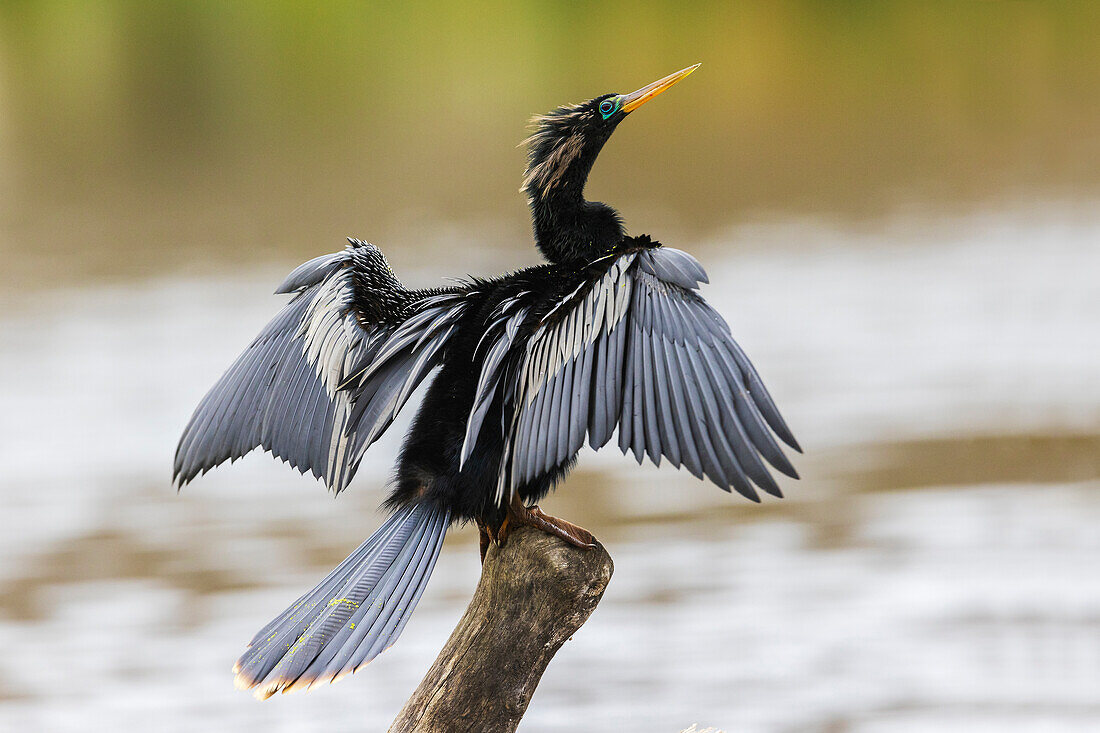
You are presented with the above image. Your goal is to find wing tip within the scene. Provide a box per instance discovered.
[777,462,800,480]
[765,410,802,454]
[171,462,196,490]
[733,483,762,502]
[756,481,784,499]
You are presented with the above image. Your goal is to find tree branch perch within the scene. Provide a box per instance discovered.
[390,525,614,733]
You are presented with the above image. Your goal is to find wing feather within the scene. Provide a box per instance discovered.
[461,244,798,503]
[555,356,575,468]
[570,342,594,454]
[617,325,636,458]
[649,326,681,468]
[682,338,762,500]
[544,358,567,475]
[669,345,720,483]
[175,241,466,493]
[660,338,704,480]
[696,342,782,498]
[588,329,613,448]
[639,326,662,467]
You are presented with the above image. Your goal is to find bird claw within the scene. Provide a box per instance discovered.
[476,518,491,564]
[525,505,596,549]
[478,496,595,563]
[496,493,596,550]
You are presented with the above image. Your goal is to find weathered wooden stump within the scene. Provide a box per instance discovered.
[390,525,614,733]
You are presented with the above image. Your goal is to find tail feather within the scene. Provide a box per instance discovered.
[243,511,408,649]
[234,502,450,699]
[294,512,446,687]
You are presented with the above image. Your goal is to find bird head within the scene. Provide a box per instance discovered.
[522,64,700,264]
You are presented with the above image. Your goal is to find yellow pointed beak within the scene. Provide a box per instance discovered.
[620,64,701,114]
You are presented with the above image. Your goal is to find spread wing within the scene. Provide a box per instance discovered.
[464,246,800,503]
[174,240,466,494]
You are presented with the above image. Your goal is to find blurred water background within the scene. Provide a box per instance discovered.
[1,3,1098,731]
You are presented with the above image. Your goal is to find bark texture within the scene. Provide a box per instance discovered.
[390,525,614,733]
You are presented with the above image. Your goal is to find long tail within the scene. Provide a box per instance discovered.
[234,501,450,699]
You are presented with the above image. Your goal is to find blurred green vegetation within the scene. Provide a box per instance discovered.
[1,1,1098,286]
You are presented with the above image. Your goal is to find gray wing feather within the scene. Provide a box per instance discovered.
[638,246,709,289]
[629,313,648,464]
[275,252,346,294]
[589,331,613,448]
[649,327,681,468]
[661,339,704,479]
[531,345,555,480]
[681,339,761,499]
[175,243,465,494]
[461,245,798,505]
[617,325,636,458]
[706,341,797,480]
[569,341,594,452]
[599,319,629,445]
[696,342,781,498]
[639,318,662,466]
[546,357,568,474]
[668,345,713,480]
[459,318,519,467]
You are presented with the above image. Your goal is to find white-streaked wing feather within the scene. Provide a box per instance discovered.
[174,242,466,494]
[461,246,799,506]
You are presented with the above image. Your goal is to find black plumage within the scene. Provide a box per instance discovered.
[174,64,800,698]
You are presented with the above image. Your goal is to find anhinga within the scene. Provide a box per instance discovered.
[175,64,800,699]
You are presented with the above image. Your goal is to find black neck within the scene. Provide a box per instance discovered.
[522,115,625,264]
[528,191,624,265]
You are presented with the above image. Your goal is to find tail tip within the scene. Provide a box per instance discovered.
[234,669,284,701]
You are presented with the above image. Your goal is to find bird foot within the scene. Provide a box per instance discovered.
[496,493,596,550]
[523,505,597,549]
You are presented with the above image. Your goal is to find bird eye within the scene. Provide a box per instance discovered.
[599,98,618,119]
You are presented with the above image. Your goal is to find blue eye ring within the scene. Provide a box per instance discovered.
[599,97,619,120]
